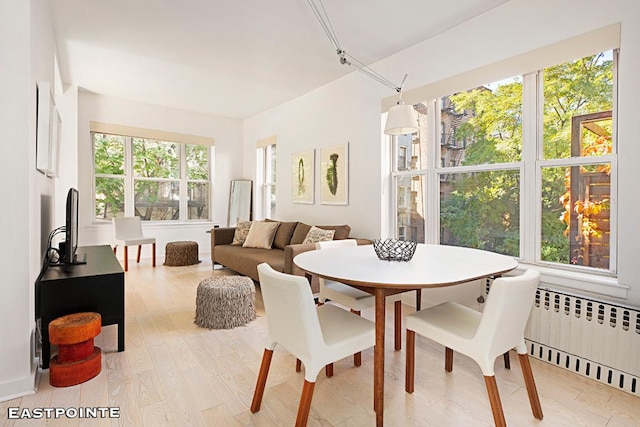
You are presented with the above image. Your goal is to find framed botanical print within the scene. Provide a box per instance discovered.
[292,149,315,204]
[320,143,348,205]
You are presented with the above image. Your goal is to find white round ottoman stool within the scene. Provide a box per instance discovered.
[195,276,256,329]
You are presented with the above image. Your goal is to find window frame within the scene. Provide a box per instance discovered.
[92,133,213,223]
[256,142,276,219]
[387,49,622,297]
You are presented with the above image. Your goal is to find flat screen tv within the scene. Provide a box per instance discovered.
[61,187,81,264]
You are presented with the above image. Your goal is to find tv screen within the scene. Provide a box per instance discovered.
[62,188,79,264]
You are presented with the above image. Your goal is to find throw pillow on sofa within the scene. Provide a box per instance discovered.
[231,221,253,245]
[243,221,280,249]
[302,226,335,244]
[290,223,351,244]
[265,219,298,249]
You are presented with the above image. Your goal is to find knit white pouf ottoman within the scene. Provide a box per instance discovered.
[195,276,256,329]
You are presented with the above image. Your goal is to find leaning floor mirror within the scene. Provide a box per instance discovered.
[228,180,253,227]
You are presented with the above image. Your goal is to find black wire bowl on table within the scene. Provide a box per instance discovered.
[372,238,417,261]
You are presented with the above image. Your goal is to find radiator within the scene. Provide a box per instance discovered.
[485,281,640,396]
[526,287,640,395]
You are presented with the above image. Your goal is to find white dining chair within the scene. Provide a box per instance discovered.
[314,239,405,373]
[315,239,373,374]
[405,269,543,427]
[251,263,375,427]
[112,216,156,271]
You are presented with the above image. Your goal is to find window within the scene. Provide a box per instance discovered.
[93,132,212,222]
[257,142,276,218]
[392,133,427,243]
[94,134,125,219]
[440,76,522,257]
[390,49,617,275]
[539,51,614,269]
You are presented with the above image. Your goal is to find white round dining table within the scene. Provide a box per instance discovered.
[294,243,518,427]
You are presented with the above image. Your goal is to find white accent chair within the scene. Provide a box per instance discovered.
[112,216,156,271]
[251,263,375,426]
[405,269,543,427]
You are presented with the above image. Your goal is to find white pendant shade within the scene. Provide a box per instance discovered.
[384,103,419,135]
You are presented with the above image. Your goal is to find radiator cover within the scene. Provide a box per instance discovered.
[520,285,640,395]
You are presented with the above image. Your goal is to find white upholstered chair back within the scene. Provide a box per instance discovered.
[257,263,324,377]
[474,269,540,372]
[113,216,145,242]
[315,239,358,297]
[315,239,357,250]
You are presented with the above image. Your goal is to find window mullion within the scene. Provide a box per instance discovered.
[179,144,187,221]
[426,98,440,244]
[522,71,539,263]
[124,137,134,217]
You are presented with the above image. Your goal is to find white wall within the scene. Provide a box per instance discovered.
[0,0,58,401]
[244,73,385,239]
[77,92,244,256]
[244,0,640,306]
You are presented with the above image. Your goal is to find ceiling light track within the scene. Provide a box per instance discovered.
[306,0,418,135]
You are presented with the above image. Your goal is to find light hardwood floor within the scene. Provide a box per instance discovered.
[3,259,640,426]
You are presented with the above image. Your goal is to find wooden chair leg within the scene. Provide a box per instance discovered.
[353,352,362,367]
[405,329,415,393]
[484,375,506,427]
[351,309,362,367]
[518,353,543,420]
[325,363,333,377]
[415,289,422,311]
[113,246,117,255]
[251,349,273,413]
[136,245,142,263]
[503,351,511,369]
[295,380,316,427]
[123,246,128,271]
[394,300,402,351]
[152,243,156,267]
[296,359,302,372]
[445,347,453,372]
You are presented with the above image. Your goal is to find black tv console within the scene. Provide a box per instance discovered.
[37,245,125,369]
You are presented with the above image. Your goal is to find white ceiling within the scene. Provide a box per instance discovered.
[50,0,508,119]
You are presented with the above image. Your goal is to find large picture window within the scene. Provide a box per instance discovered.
[390,49,617,275]
[93,132,212,222]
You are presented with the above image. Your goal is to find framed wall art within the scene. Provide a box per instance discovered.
[291,149,315,204]
[36,81,54,175]
[36,81,61,177]
[320,142,348,205]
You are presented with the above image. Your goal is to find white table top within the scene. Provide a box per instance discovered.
[294,243,518,290]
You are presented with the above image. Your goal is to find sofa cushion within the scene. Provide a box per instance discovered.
[316,224,351,240]
[214,245,285,282]
[243,221,279,249]
[231,221,252,245]
[266,219,298,249]
[290,222,312,245]
[302,226,335,244]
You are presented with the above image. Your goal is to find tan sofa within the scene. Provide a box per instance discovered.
[210,221,370,293]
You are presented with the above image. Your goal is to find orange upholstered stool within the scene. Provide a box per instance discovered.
[48,312,102,387]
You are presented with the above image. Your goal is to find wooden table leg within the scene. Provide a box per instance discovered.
[374,288,386,426]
